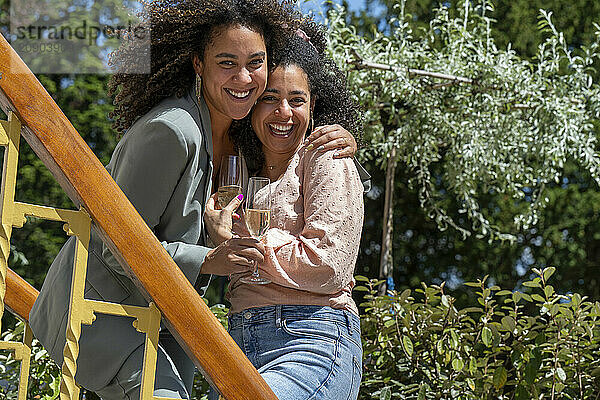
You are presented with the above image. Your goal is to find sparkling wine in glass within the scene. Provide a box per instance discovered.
[240,176,271,285]
[217,155,243,208]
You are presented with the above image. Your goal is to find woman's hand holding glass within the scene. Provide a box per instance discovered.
[204,193,243,245]
[200,236,265,276]
[203,193,265,277]
[202,187,271,278]
[202,156,265,277]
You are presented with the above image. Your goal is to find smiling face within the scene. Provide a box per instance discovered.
[194,25,267,123]
[251,64,313,160]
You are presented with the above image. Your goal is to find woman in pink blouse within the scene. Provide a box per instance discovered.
[205,23,364,400]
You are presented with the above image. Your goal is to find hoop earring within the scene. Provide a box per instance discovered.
[195,74,202,99]
[307,115,314,136]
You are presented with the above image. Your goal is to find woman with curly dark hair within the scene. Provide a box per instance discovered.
[30,1,358,398]
[207,24,364,400]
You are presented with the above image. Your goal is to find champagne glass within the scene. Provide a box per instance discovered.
[217,155,243,208]
[240,177,271,285]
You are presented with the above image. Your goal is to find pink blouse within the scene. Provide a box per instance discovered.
[227,145,364,315]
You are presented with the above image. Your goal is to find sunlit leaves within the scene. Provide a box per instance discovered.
[357,267,600,398]
[402,335,414,357]
[328,0,600,241]
[0,322,60,398]
[492,366,507,390]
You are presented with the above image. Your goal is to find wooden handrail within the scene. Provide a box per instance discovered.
[6,267,37,322]
[0,34,276,400]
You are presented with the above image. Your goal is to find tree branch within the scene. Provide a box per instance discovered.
[348,50,539,110]
[353,59,476,84]
[350,48,476,83]
[348,48,510,92]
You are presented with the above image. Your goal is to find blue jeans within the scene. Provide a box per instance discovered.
[218,305,363,400]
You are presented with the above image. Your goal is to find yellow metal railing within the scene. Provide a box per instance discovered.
[0,112,167,399]
[0,112,32,400]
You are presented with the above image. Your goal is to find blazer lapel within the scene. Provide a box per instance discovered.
[186,87,214,246]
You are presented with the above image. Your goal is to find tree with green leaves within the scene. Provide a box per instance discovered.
[327,0,600,296]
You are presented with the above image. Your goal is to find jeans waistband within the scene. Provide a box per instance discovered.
[229,305,360,331]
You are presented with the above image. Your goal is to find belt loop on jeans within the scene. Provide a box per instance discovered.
[275,305,282,328]
[344,310,352,335]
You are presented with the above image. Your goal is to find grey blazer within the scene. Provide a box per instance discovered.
[29,87,214,391]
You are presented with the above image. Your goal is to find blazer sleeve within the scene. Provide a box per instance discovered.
[101,118,210,286]
[259,149,364,294]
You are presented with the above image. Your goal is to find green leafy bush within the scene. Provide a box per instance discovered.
[0,322,60,400]
[358,267,600,399]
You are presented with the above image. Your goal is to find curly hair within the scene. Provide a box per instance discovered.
[229,21,363,173]
[108,0,303,134]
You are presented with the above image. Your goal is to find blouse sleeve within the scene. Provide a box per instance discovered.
[101,118,210,285]
[260,149,364,294]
